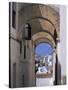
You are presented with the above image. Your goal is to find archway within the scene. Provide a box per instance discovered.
[31,31,56,86]
[35,42,54,86]
[19,4,60,86]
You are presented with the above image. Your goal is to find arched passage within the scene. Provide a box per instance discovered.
[18,4,60,87]
[35,42,54,86]
[31,31,56,86]
[9,3,62,88]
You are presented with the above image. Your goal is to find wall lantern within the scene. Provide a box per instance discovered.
[23,23,31,40]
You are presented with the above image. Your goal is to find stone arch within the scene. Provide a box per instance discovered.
[32,32,56,86]
[18,4,60,86]
[22,16,57,36]
[18,4,59,40]
[32,31,56,48]
[34,38,54,49]
[26,16,57,36]
[26,16,55,29]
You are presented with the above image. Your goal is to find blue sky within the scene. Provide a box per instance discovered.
[35,43,53,57]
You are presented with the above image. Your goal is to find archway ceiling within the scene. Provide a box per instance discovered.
[20,4,59,37]
[38,4,60,34]
[32,32,55,48]
[19,4,60,40]
[34,38,54,48]
[29,18,55,36]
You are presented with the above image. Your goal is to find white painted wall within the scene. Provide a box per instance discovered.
[60,5,66,76]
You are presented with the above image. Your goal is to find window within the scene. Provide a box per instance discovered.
[12,2,16,29]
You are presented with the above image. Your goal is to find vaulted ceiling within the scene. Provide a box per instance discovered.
[18,3,60,47]
[18,3,59,35]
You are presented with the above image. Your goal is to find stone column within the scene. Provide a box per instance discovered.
[52,49,56,85]
[56,38,61,85]
[22,40,35,87]
[54,38,61,85]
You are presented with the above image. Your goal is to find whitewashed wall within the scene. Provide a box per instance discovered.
[60,5,66,76]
